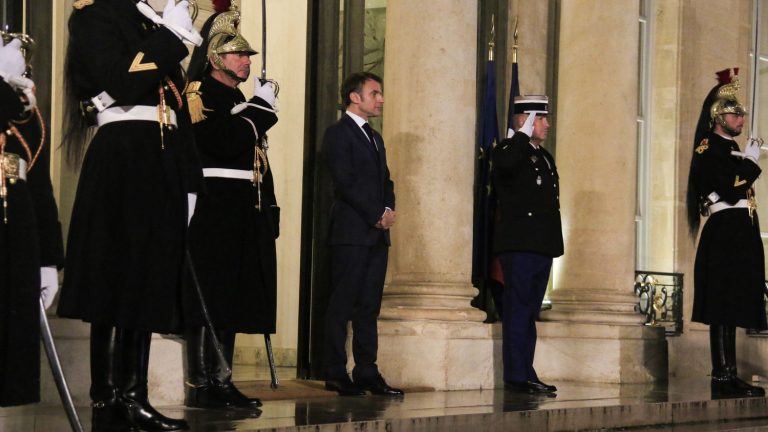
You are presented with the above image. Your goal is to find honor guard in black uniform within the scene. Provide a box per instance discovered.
[182,1,278,409]
[687,68,766,399]
[0,35,64,407]
[57,0,202,430]
[492,95,562,395]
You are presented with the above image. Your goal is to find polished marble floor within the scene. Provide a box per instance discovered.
[4,377,768,431]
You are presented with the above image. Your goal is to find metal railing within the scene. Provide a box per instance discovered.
[634,271,684,336]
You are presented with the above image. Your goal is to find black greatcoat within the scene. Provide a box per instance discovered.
[691,132,766,330]
[184,76,278,333]
[491,131,563,258]
[57,0,202,334]
[0,78,64,406]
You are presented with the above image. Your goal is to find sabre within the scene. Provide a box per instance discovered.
[185,249,233,383]
[258,0,279,389]
[261,0,267,80]
[39,300,84,432]
[732,1,768,158]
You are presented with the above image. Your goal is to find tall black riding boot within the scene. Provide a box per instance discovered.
[710,325,738,399]
[119,329,189,431]
[184,327,241,409]
[209,330,262,408]
[724,326,765,397]
[90,324,137,432]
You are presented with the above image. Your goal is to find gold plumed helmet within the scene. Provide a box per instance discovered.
[207,5,257,73]
[710,68,747,123]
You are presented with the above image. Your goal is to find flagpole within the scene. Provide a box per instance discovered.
[507,17,519,138]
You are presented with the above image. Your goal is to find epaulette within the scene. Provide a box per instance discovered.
[73,0,94,10]
[695,138,709,154]
[186,81,209,124]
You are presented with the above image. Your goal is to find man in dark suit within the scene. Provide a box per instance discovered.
[492,95,563,395]
[322,72,403,396]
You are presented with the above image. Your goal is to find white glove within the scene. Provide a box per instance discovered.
[253,79,277,109]
[745,138,761,163]
[163,0,201,45]
[0,38,26,79]
[187,192,197,227]
[518,111,536,137]
[135,0,202,46]
[40,266,59,310]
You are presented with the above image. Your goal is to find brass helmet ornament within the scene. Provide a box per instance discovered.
[207,0,257,82]
[710,68,747,128]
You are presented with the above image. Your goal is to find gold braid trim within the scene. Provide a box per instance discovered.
[186,81,209,124]
[253,145,269,211]
[73,0,94,10]
[0,131,6,223]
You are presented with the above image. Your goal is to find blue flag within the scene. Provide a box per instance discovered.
[471,59,500,288]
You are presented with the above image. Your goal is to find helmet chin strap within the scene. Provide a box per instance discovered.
[715,115,741,137]
[715,115,728,128]
[224,68,247,83]
[210,55,248,84]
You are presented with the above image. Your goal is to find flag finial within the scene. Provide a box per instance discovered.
[512,16,519,64]
[488,14,495,61]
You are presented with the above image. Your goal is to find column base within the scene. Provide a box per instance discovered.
[532,321,668,383]
[375,320,496,391]
[545,289,646,325]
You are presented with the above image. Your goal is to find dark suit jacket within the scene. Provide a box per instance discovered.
[491,131,564,258]
[323,114,395,246]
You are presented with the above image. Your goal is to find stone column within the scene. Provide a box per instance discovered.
[374,0,491,390]
[535,0,666,383]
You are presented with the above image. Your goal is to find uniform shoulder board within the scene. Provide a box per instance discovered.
[73,0,94,10]
[695,138,709,154]
[186,81,209,124]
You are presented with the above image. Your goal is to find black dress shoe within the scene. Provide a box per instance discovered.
[186,381,262,410]
[731,376,766,397]
[325,376,366,396]
[216,381,263,408]
[122,394,189,431]
[712,376,766,398]
[532,379,557,393]
[356,374,404,396]
[91,399,139,432]
[505,380,556,394]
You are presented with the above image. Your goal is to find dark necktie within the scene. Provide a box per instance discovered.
[362,123,379,152]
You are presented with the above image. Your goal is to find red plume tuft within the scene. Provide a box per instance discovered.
[212,0,231,13]
[715,68,732,85]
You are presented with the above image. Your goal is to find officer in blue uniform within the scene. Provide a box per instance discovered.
[492,95,562,395]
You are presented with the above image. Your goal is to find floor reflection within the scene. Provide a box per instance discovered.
[1,378,767,431]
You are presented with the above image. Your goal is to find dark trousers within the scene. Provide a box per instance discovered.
[498,251,552,383]
[324,243,388,381]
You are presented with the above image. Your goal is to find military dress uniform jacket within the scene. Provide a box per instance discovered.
[0,78,64,406]
[691,132,766,330]
[184,75,279,333]
[57,0,202,334]
[491,131,563,258]
[323,114,395,247]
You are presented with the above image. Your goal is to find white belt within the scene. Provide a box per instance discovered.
[709,199,749,214]
[203,168,254,180]
[97,105,177,127]
[2,153,27,182]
